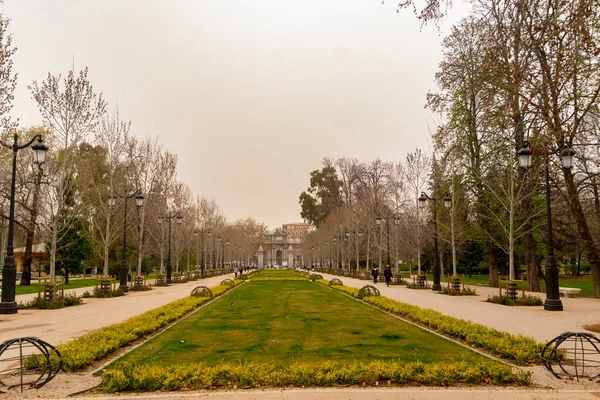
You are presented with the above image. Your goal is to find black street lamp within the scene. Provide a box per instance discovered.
[0,133,47,315]
[109,190,144,292]
[418,191,452,292]
[518,140,574,311]
[158,211,182,284]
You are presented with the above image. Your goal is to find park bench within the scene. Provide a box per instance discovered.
[558,287,581,298]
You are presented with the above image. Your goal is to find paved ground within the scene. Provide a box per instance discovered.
[0,275,232,345]
[0,271,599,399]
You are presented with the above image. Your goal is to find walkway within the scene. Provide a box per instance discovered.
[0,274,234,346]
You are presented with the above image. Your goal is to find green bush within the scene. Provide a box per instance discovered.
[441,287,477,296]
[486,294,543,306]
[130,285,152,292]
[309,274,323,281]
[101,361,530,392]
[18,291,82,309]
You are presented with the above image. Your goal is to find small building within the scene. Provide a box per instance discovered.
[14,243,47,276]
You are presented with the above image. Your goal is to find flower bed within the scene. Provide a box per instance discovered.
[101,360,530,392]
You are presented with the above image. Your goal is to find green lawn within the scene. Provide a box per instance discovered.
[13,278,98,295]
[114,278,493,368]
[455,274,596,297]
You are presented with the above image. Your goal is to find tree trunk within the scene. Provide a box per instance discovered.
[564,168,600,297]
[21,167,44,286]
[487,244,499,287]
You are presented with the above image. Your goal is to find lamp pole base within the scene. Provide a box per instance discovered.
[0,301,18,314]
[544,298,563,311]
[119,285,129,293]
[431,283,442,291]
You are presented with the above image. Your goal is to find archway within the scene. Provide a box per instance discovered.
[276,250,282,266]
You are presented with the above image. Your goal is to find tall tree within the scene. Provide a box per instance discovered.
[299,158,342,228]
[29,67,106,283]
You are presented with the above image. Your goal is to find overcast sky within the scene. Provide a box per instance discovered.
[3,0,471,229]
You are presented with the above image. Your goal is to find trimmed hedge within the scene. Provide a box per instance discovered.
[318,279,544,366]
[56,280,242,371]
[102,361,531,392]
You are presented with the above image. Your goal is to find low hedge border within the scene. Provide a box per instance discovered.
[56,279,243,371]
[317,279,544,366]
[249,277,309,282]
[102,360,531,392]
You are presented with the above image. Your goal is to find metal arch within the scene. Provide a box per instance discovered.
[328,278,343,287]
[0,337,62,393]
[190,286,213,298]
[541,332,600,381]
[220,279,235,287]
[357,285,381,299]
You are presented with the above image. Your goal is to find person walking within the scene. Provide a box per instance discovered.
[371,266,379,284]
[234,266,239,278]
[384,265,392,287]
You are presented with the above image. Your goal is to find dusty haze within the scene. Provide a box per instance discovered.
[3,0,471,228]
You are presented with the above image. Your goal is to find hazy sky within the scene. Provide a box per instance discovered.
[3,0,471,229]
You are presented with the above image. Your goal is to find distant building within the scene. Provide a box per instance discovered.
[282,222,309,243]
[252,223,309,268]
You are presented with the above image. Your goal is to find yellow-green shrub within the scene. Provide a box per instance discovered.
[249,277,309,281]
[101,361,531,392]
[58,282,239,371]
[362,296,544,365]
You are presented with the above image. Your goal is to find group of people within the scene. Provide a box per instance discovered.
[233,267,246,278]
[371,265,393,287]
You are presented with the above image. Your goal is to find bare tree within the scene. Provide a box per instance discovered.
[0,9,17,132]
[29,67,106,282]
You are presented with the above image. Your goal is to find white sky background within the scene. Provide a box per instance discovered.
[3,0,471,229]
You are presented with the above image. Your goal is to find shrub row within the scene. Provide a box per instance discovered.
[57,280,242,371]
[102,360,531,392]
[249,277,309,281]
[486,294,543,306]
[318,280,544,365]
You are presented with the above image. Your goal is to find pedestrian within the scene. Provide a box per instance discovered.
[234,266,239,278]
[384,265,392,287]
[371,267,379,284]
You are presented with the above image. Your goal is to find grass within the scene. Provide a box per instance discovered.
[458,274,596,297]
[14,278,98,295]
[113,279,494,368]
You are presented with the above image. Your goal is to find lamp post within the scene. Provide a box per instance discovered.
[109,190,144,292]
[518,140,573,312]
[418,191,451,291]
[158,211,182,284]
[0,133,47,315]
